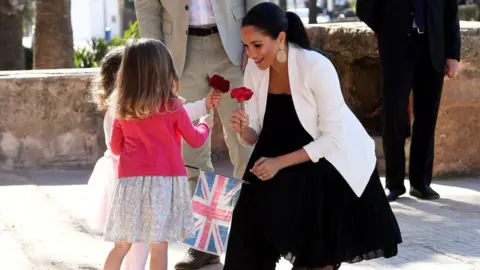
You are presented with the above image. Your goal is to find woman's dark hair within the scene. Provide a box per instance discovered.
[241,2,311,50]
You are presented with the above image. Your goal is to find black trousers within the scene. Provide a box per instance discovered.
[380,32,444,191]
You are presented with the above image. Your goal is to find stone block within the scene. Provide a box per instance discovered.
[0,69,228,169]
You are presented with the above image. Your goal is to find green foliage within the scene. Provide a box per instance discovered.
[74,38,108,68]
[350,0,357,11]
[108,20,140,47]
[74,21,139,68]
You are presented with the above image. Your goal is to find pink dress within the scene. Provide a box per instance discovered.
[86,105,119,232]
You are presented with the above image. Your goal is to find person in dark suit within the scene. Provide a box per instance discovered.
[356,0,461,201]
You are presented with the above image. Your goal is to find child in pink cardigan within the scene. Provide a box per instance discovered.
[102,38,211,270]
[86,41,216,270]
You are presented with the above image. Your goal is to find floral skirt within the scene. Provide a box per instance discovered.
[104,176,194,244]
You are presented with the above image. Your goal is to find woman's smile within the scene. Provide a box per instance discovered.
[253,57,264,65]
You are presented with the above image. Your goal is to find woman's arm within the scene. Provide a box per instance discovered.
[250,148,311,180]
[302,56,346,163]
[238,126,258,146]
[237,58,261,145]
[275,148,311,169]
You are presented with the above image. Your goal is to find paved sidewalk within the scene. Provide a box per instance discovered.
[0,161,479,270]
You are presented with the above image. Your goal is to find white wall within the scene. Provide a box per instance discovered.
[71,0,92,41]
[106,0,121,37]
[71,0,121,45]
[89,0,106,38]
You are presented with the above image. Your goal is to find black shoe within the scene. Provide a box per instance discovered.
[386,188,406,202]
[174,248,220,270]
[410,186,440,200]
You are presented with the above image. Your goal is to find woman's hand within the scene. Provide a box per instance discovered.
[250,157,282,181]
[250,149,311,181]
[231,108,249,134]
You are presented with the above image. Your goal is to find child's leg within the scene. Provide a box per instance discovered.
[149,242,168,270]
[104,242,132,270]
[123,243,149,270]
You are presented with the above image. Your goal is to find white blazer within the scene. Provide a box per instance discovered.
[243,43,377,197]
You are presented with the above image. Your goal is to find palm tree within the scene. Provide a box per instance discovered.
[476,0,480,21]
[308,0,318,23]
[0,0,25,70]
[34,0,74,69]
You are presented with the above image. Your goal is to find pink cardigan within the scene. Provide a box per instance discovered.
[110,101,210,179]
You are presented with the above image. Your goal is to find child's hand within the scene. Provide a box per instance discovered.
[206,91,222,110]
[200,114,214,128]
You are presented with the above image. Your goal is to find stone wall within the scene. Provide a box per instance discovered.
[0,69,98,169]
[1,21,480,178]
[0,69,227,169]
[306,21,480,177]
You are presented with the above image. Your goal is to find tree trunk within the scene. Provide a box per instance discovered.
[308,0,318,24]
[279,0,287,10]
[476,0,480,21]
[0,0,25,70]
[34,0,74,69]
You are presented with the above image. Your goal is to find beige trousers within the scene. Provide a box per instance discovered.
[180,33,253,195]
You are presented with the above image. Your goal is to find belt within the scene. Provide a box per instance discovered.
[188,26,218,36]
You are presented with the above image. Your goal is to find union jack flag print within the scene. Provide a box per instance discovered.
[182,170,243,255]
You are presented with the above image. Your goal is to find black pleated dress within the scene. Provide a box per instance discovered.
[224,93,402,270]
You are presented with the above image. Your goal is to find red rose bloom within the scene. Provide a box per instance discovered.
[230,87,253,103]
[208,75,230,93]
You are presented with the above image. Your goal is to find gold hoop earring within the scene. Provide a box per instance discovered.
[276,43,287,63]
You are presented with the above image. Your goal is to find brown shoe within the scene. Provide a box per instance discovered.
[174,248,221,270]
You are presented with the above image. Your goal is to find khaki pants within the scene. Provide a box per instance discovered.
[180,33,253,195]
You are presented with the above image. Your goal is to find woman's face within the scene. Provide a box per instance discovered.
[241,26,286,70]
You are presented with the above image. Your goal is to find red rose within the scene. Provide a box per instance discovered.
[230,87,253,103]
[208,74,230,93]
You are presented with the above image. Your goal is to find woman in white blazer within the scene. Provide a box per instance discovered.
[224,3,402,270]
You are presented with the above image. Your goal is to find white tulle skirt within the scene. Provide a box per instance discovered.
[86,153,119,232]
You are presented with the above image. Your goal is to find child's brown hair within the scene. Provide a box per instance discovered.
[114,38,180,120]
[90,46,124,112]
